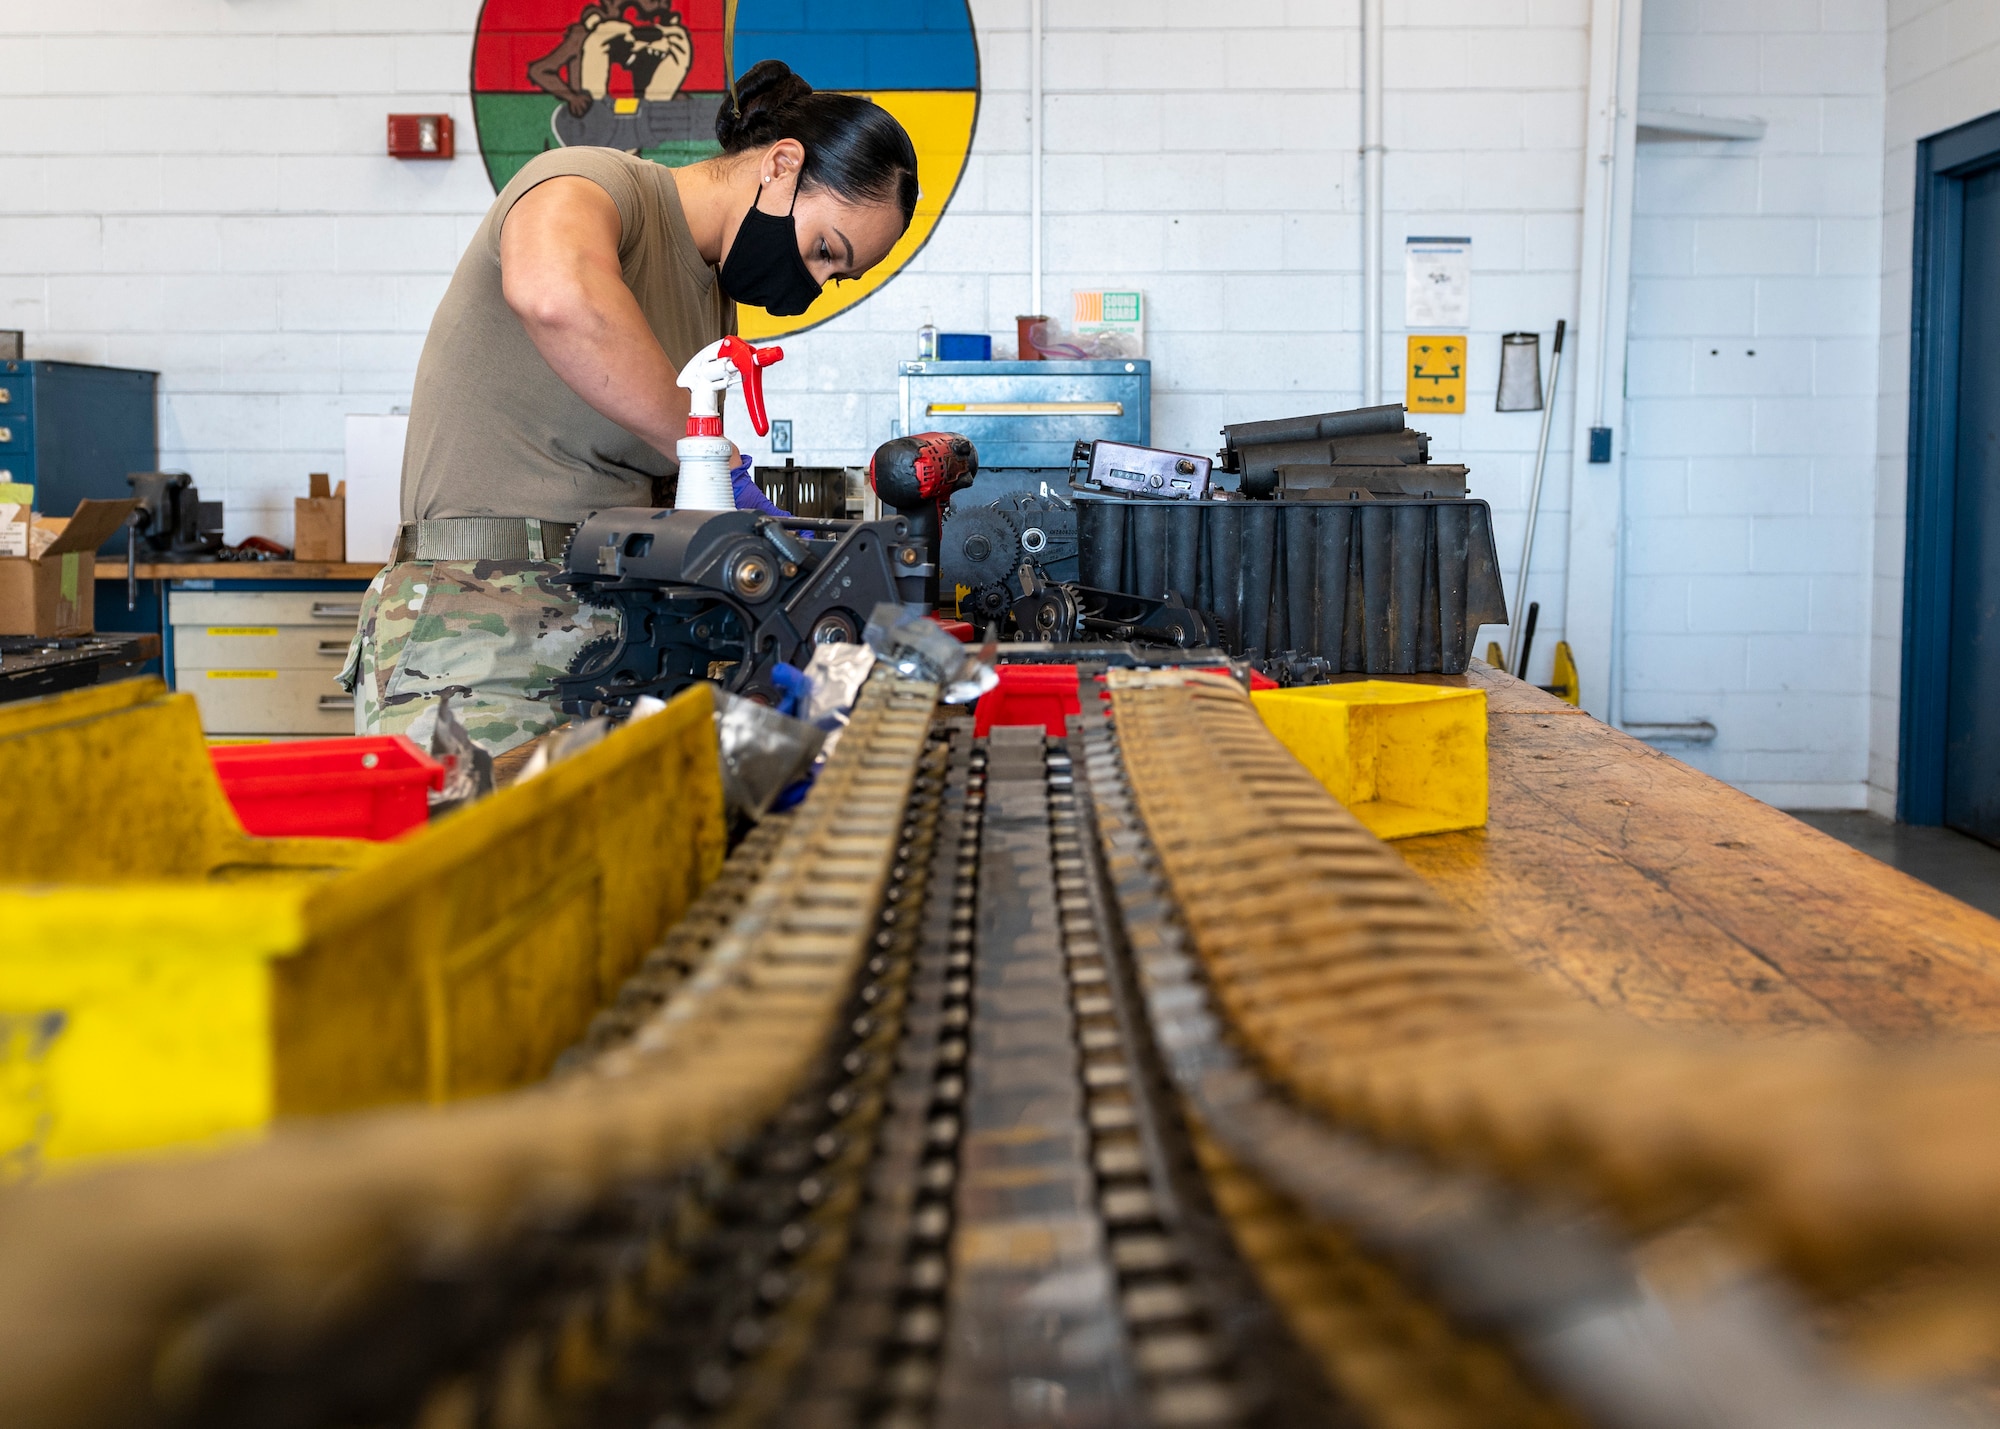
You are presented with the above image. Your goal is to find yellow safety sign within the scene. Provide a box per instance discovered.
[1407,335,1467,413]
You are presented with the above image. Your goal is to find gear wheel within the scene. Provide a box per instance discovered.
[943,504,1024,593]
[964,582,1013,625]
[1001,492,1078,567]
[565,634,622,681]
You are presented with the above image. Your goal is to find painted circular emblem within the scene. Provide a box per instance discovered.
[472,0,979,339]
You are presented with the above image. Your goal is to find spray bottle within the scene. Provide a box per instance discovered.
[674,335,785,511]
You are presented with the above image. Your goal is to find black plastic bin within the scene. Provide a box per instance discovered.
[1076,495,1508,674]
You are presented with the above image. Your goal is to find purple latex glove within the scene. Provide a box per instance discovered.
[731,456,793,519]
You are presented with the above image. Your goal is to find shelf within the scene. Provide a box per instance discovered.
[97,561,384,581]
[1636,109,1767,142]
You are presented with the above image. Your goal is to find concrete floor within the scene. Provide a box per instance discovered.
[1791,811,2000,920]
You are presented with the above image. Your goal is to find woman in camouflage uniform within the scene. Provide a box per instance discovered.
[340,60,919,755]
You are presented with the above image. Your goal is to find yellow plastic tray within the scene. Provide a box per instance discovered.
[1,679,725,1172]
[1251,680,1487,840]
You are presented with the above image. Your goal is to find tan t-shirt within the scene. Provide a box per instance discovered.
[402,148,730,524]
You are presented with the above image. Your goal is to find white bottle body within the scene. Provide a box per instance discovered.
[675,433,736,511]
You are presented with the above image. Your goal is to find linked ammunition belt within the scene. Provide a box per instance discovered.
[0,671,937,1429]
[4,668,1999,1428]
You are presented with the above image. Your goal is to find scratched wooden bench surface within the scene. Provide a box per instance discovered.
[1373,663,2000,1042]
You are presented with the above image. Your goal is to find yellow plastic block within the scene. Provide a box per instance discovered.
[1251,681,1488,839]
[2,890,304,1168]
[0,680,727,1173]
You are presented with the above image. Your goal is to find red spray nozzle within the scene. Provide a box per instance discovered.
[719,335,785,436]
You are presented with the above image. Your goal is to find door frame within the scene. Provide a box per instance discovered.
[1899,108,2000,824]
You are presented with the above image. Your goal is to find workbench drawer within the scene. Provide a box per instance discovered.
[169,590,368,629]
[180,667,355,736]
[173,624,355,670]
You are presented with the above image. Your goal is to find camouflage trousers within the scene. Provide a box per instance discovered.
[338,560,618,757]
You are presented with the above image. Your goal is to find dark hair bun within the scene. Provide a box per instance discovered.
[712,59,920,230]
[717,59,814,151]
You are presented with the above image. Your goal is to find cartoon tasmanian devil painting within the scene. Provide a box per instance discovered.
[527,2,719,150]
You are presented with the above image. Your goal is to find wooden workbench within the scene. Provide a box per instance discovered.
[1393,664,2000,1043]
[96,561,384,582]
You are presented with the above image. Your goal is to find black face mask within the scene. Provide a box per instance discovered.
[719,182,824,317]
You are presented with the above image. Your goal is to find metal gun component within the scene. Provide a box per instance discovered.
[1268,462,1469,500]
[941,490,1080,616]
[1216,403,1416,473]
[1004,490,1081,585]
[1249,650,1336,686]
[552,507,930,714]
[1216,404,1469,500]
[1008,562,1223,650]
[943,503,1022,592]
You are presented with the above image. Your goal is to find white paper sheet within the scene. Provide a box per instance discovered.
[1405,236,1472,328]
[0,504,25,558]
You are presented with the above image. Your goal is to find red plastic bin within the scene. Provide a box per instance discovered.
[975,664,1082,737]
[209,736,446,840]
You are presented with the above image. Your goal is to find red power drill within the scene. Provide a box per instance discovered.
[868,432,978,609]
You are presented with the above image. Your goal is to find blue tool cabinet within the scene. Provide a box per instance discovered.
[0,360,158,551]
[899,359,1150,468]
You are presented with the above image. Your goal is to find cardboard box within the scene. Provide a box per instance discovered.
[294,473,347,562]
[0,498,138,637]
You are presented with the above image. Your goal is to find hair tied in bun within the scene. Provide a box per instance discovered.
[715,59,919,228]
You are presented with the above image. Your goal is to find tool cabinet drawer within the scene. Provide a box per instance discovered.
[181,668,355,736]
[173,624,355,670]
[169,590,368,629]
[899,359,1150,468]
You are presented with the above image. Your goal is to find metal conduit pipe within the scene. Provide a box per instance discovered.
[1362,0,1385,406]
[1029,0,1043,320]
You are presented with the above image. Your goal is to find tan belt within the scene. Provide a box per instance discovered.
[393,517,580,563]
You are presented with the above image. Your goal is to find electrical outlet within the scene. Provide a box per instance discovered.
[770,419,793,454]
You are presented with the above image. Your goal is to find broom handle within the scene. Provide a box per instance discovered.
[1505,319,1565,676]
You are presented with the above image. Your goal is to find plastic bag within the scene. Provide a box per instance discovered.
[1026,320,1141,361]
[428,689,495,813]
[715,691,829,820]
[803,642,877,725]
[863,603,998,704]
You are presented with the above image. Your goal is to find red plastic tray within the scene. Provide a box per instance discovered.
[209,735,445,841]
[975,664,1082,737]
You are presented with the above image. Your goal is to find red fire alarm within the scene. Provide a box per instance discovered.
[387,114,454,160]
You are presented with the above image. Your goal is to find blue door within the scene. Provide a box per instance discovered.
[1946,163,2000,845]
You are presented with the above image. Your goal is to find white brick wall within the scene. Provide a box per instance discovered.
[1872,0,2000,813]
[1621,0,1887,809]
[0,0,492,543]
